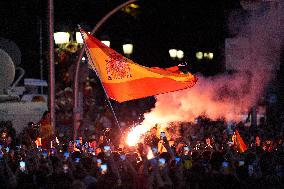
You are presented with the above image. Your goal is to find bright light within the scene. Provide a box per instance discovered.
[101,40,110,47]
[126,114,164,146]
[123,43,133,55]
[169,49,177,59]
[76,32,83,44]
[82,57,86,61]
[54,32,70,44]
[204,52,214,60]
[126,122,153,146]
[76,32,91,44]
[196,52,203,60]
[176,50,184,60]
[126,126,144,146]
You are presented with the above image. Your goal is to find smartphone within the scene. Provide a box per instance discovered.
[222,161,229,168]
[6,147,9,153]
[104,146,110,151]
[120,154,126,161]
[19,161,26,172]
[159,158,166,165]
[175,157,181,162]
[75,158,80,163]
[184,146,189,151]
[75,139,81,148]
[88,148,94,153]
[63,152,69,158]
[238,161,245,167]
[97,159,102,165]
[101,163,107,174]
[104,146,111,156]
[42,152,48,158]
[160,132,165,139]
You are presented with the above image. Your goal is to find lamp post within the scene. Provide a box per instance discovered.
[169,49,177,59]
[169,49,184,60]
[101,40,111,47]
[54,32,70,45]
[176,50,184,60]
[196,51,203,60]
[196,51,213,60]
[123,43,133,57]
[73,0,137,141]
[48,0,55,136]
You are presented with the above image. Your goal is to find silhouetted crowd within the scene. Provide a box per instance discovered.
[0,116,283,189]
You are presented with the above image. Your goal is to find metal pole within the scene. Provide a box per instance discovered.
[82,37,122,134]
[73,0,137,141]
[39,19,44,94]
[48,0,55,135]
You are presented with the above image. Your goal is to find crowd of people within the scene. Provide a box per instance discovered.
[0,113,283,189]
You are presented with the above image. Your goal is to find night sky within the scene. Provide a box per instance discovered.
[0,0,241,79]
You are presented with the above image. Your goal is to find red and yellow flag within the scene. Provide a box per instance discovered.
[81,29,197,103]
[232,130,247,153]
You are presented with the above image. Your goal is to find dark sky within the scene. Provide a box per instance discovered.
[0,0,241,79]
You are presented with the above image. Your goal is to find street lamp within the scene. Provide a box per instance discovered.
[169,49,177,59]
[73,0,137,141]
[196,51,203,60]
[204,52,214,60]
[75,32,84,44]
[176,50,184,60]
[54,32,70,45]
[123,43,133,56]
[101,40,111,47]
[169,49,184,60]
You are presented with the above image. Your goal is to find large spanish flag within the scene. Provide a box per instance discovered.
[81,29,197,103]
[232,130,247,153]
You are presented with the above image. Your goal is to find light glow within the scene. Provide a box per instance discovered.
[196,52,203,60]
[176,50,184,60]
[123,43,133,55]
[208,52,214,59]
[126,125,148,146]
[54,32,70,44]
[76,32,83,44]
[101,40,110,47]
[204,52,214,60]
[126,114,166,146]
[169,49,177,58]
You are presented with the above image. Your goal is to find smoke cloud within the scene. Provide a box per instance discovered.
[141,2,282,128]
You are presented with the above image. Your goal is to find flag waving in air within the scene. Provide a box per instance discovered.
[232,130,247,153]
[80,29,197,103]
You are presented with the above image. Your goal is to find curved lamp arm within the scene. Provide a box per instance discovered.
[73,0,137,140]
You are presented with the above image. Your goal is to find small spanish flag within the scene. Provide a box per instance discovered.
[232,130,247,153]
[80,29,197,103]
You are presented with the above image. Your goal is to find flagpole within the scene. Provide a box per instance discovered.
[73,0,137,141]
[48,0,55,136]
[78,26,123,135]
